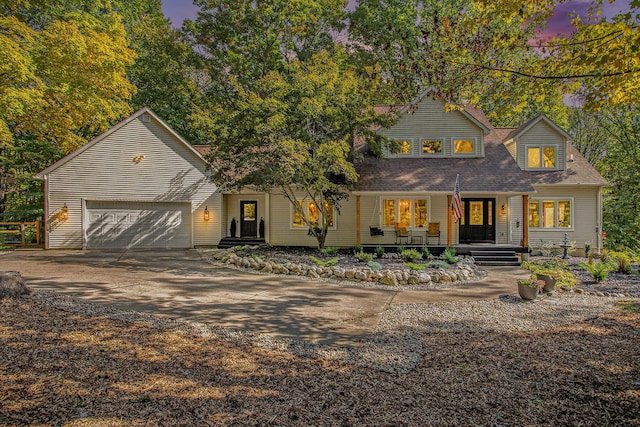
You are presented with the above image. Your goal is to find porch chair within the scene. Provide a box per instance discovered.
[427,222,441,244]
[395,223,410,244]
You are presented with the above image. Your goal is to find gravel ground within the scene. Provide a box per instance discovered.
[1,254,639,425]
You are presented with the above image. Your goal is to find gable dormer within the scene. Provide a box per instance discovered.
[503,115,571,172]
[377,92,491,159]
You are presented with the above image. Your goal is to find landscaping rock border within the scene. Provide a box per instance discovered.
[206,246,486,288]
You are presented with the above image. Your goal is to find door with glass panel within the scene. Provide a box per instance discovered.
[458,198,495,243]
[240,201,257,237]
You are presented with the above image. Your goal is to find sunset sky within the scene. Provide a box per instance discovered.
[161,0,632,37]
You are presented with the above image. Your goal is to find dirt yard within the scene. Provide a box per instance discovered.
[1,295,639,426]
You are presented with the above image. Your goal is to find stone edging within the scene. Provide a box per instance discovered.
[207,247,484,287]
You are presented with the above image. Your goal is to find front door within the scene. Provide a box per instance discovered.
[240,201,257,237]
[459,198,495,243]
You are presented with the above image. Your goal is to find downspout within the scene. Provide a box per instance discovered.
[43,176,49,249]
[597,186,603,253]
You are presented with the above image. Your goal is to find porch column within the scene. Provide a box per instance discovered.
[356,195,361,246]
[522,194,529,247]
[447,195,452,246]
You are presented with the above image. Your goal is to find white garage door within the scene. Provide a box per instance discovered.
[85,201,192,249]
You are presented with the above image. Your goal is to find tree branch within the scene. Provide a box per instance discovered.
[468,63,640,80]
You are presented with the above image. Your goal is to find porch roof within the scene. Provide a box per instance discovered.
[354,133,535,193]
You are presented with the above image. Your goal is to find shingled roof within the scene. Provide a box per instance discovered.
[353,129,535,193]
[523,144,608,186]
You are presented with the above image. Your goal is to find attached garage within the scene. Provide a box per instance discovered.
[36,108,222,249]
[85,201,192,249]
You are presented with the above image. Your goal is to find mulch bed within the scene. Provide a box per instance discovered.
[2,295,639,426]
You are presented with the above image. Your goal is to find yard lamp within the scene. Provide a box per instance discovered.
[204,206,210,221]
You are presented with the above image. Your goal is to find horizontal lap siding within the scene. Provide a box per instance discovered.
[46,116,220,249]
[268,193,357,248]
[383,98,484,157]
[527,186,600,250]
[516,122,566,169]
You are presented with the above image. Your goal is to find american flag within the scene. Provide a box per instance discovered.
[452,174,462,223]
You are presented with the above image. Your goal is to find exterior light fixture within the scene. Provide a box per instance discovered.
[133,155,145,164]
[204,206,210,221]
[61,203,69,220]
[501,204,506,215]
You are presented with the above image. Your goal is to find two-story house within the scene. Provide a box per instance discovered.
[37,92,606,256]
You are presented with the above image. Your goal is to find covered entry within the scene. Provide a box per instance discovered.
[85,201,192,249]
[459,198,496,243]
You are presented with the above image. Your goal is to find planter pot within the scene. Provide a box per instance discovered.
[537,274,557,293]
[518,283,539,300]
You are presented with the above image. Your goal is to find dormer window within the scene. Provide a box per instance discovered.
[397,140,411,155]
[527,146,556,169]
[421,139,443,155]
[453,139,475,154]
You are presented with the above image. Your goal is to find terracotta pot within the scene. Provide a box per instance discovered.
[518,283,539,300]
[537,274,557,293]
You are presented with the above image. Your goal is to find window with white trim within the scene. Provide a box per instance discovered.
[453,138,475,154]
[526,146,556,169]
[382,198,429,228]
[420,139,443,155]
[528,199,572,228]
[292,200,335,229]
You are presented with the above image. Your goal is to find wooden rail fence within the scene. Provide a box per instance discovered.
[0,222,42,247]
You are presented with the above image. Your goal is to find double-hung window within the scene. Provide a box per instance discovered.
[528,199,572,228]
[382,198,428,228]
[527,146,556,169]
[292,200,335,228]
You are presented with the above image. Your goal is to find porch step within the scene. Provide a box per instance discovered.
[218,237,266,249]
[470,250,521,266]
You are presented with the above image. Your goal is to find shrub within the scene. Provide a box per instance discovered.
[580,261,615,283]
[354,251,373,263]
[366,260,382,271]
[321,246,339,256]
[420,246,431,259]
[405,262,427,271]
[521,259,576,289]
[442,247,459,264]
[584,241,591,257]
[375,245,385,259]
[310,256,340,267]
[353,244,363,254]
[608,251,631,274]
[399,249,421,262]
[397,246,406,255]
[430,260,450,269]
[517,278,544,288]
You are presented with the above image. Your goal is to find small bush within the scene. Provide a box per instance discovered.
[354,251,373,263]
[367,260,382,271]
[420,246,431,259]
[430,260,450,269]
[321,246,339,256]
[375,245,385,259]
[609,251,632,274]
[580,261,615,283]
[353,244,363,254]
[521,259,576,290]
[310,256,340,267]
[442,247,459,264]
[399,249,422,262]
[405,262,427,271]
[397,246,406,255]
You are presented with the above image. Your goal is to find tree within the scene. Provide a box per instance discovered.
[0,1,136,221]
[206,49,385,249]
[348,0,552,121]
[127,13,204,143]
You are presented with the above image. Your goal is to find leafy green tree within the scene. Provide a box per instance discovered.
[206,50,384,249]
[0,1,137,220]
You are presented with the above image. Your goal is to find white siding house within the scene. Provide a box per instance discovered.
[36,108,222,249]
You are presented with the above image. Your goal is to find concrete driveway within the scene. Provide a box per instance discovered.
[0,249,397,346]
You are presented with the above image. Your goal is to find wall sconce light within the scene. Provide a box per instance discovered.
[516,219,521,228]
[133,155,145,164]
[204,206,210,221]
[501,204,506,215]
[61,203,69,220]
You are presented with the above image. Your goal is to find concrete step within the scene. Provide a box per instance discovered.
[471,250,520,266]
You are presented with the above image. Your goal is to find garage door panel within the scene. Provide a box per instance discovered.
[85,201,191,249]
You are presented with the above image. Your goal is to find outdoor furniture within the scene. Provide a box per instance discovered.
[411,234,423,244]
[395,224,410,244]
[427,222,441,244]
[369,226,384,236]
